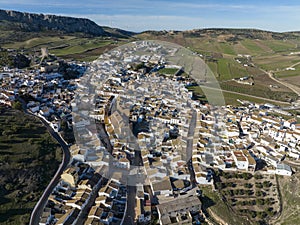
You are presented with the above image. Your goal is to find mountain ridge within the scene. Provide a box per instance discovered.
[2,9,300,42]
[0,9,135,40]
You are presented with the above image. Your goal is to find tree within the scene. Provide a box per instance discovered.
[245,190,253,196]
[242,172,253,180]
[244,183,253,188]
[12,101,22,110]
[254,173,263,179]
[256,182,263,189]
[263,181,272,188]
[250,211,257,218]
[257,198,265,205]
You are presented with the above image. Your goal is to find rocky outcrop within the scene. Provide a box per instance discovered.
[0,9,106,36]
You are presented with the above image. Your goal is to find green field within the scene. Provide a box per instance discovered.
[274,63,300,78]
[240,40,265,55]
[3,36,76,49]
[253,54,300,71]
[262,40,296,53]
[218,42,236,55]
[217,58,232,80]
[50,39,112,56]
[0,106,62,225]
[2,36,115,61]
[221,82,298,102]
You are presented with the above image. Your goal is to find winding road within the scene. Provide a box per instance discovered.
[18,98,71,225]
[263,69,300,97]
[29,115,71,225]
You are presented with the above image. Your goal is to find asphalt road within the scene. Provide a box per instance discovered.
[123,185,137,225]
[123,149,144,224]
[186,109,197,185]
[27,113,71,225]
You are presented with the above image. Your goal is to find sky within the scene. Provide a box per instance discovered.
[1,0,300,32]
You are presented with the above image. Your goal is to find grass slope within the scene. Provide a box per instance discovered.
[0,106,62,225]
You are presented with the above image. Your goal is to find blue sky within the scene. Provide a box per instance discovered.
[1,0,300,32]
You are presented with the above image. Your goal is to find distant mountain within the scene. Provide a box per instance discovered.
[102,26,136,38]
[0,9,135,42]
[140,28,300,41]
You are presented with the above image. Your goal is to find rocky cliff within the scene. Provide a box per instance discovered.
[0,9,106,36]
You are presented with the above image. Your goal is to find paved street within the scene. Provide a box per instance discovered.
[123,185,137,225]
[186,109,197,186]
[74,178,103,225]
[19,96,72,225]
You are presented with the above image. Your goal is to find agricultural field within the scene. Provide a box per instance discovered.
[200,185,251,225]
[2,36,76,49]
[222,92,289,106]
[221,81,298,102]
[281,76,300,88]
[253,54,300,71]
[217,58,232,80]
[2,35,120,61]
[274,63,300,78]
[240,40,266,55]
[260,40,296,53]
[214,171,280,225]
[0,106,62,225]
[208,57,250,81]
[49,39,113,56]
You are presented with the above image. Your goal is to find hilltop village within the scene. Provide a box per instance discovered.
[1,41,300,225]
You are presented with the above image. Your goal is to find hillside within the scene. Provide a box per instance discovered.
[0,106,62,225]
[1,9,300,104]
[136,29,300,103]
[141,28,300,40]
[0,9,134,44]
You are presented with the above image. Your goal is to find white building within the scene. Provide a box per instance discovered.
[232,151,249,170]
[276,164,292,176]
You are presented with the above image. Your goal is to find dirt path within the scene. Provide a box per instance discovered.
[289,61,300,68]
[262,69,300,97]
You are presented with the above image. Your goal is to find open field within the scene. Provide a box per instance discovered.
[50,39,113,56]
[158,67,179,75]
[2,36,77,49]
[217,58,232,80]
[0,106,62,225]
[274,63,300,78]
[253,54,300,71]
[221,81,298,102]
[222,92,289,106]
[240,40,266,55]
[281,76,300,87]
[2,36,120,61]
[273,173,300,225]
[186,84,292,106]
[218,42,236,55]
[261,39,296,53]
